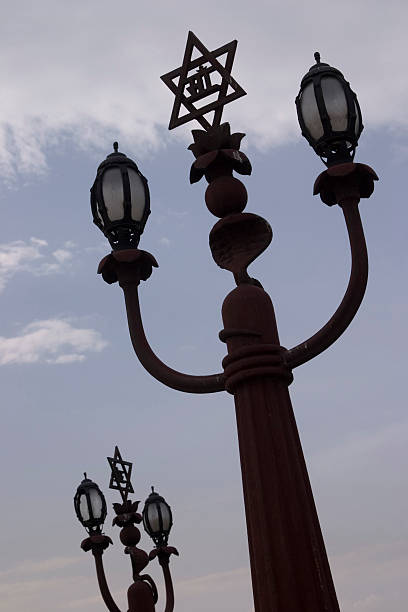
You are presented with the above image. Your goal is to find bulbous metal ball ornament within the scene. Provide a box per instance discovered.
[205,176,248,217]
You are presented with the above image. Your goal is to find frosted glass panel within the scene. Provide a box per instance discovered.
[102,168,124,221]
[89,488,103,519]
[128,169,146,221]
[79,494,90,521]
[160,503,171,531]
[95,204,104,225]
[147,504,160,532]
[321,77,348,132]
[300,83,324,140]
[354,102,360,136]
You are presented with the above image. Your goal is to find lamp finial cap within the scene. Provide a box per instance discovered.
[314,51,321,64]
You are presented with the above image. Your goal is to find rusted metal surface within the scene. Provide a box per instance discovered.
[98,249,225,393]
[93,546,123,612]
[209,213,272,280]
[81,505,158,612]
[81,452,179,612]
[188,123,251,183]
[107,446,134,502]
[285,163,378,369]
[149,547,179,612]
[97,91,378,610]
[99,252,225,393]
[81,534,121,612]
[98,249,158,285]
[122,282,225,393]
[161,32,246,130]
[205,175,248,217]
[313,162,378,206]
[220,282,339,611]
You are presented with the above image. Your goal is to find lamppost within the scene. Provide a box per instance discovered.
[74,447,178,612]
[89,32,377,612]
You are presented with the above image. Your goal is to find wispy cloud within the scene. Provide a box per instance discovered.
[0,556,93,612]
[52,248,73,264]
[333,540,407,612]
[0,557,80,579]
[176,567,251,595]
[0,238,78,291]
[0,2,407,178]
[0,547,406,612]
[0,238,45,291]
[66,567,254,612]
[0,319,107,365]
[311,419,408,477]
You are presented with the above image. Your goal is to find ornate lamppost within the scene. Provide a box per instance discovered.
[74,446,178,612]
[90,32,378,612]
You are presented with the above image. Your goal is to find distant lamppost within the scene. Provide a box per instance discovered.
[75,447,178,612]
[89,32,378,612]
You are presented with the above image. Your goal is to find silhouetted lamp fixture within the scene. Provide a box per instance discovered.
[142,487,173,547]
[88,32,379,612]
[90,142,150,250]
[296,52,363,166]
[74,473,107,534]
[74,449,178,612]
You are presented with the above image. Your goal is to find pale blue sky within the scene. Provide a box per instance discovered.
[0,2,407,612]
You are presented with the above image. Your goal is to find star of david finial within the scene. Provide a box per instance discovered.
[107,446,134,502]
[161,31,246,131]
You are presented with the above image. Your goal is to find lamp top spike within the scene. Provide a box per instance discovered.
[314,51,321,64]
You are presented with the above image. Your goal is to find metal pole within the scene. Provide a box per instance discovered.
[97,137,377,611]
[221,283,339,611]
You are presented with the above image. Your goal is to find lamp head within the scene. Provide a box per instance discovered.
[74,473,107,535]
[90,143,150,250]
[296,53,363,166]
[142,486,173,547]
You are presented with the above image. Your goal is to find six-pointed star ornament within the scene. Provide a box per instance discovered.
[107,446,134,502]
[161,31,246,131]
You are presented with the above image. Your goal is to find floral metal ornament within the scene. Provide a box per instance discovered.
[107,446,134,502]
[161,31,246,131]
[112,499,142,528]
[188,122,252,183]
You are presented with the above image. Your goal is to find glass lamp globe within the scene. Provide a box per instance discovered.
[142,487,173,547]
[90,142,150,250]
[74,474,107,534]
[296,53,363,166]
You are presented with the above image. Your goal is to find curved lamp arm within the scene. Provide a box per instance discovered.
[78,535,123,612]
[122,282,225,394]
[160,559,174,612]
[149,547,178,612]
[98,250,225,394]
[285,162,377,369]
[92,550,122,612]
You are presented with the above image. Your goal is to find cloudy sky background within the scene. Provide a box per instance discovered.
[0,1,407,611]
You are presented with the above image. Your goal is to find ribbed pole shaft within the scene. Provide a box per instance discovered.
[221,284,340,612]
